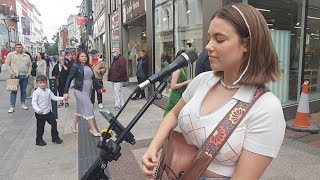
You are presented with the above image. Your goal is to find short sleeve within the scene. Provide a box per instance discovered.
[243,92,286,158]
[182,72,209,103]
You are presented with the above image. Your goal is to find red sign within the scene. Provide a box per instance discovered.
[123,0,145,23]
[77,16,87,25]
[1,49,11,64]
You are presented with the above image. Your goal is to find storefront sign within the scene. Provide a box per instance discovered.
[111,11,119,49]
[111,11,119,29]
[122,0,145,23]
[77,16,87,25]
[98,12,105,36]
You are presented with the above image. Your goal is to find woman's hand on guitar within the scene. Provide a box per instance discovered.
[141,148,158,179]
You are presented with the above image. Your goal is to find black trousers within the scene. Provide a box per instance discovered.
[134,77,146,98]
[57,80,66,97]
[35,111,59,142]
[91,80,103,104]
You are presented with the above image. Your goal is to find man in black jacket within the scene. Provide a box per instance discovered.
[131,50,148,100]
[195,49,211,76]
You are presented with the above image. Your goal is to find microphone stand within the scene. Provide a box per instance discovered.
[82,78,168,180]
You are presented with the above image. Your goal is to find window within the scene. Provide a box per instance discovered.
[155,9,159,25]
[163,7,170,29]
[154,0,174,97]
[185,0,190,25]
[305,0,320,100]
[248,0,303,104]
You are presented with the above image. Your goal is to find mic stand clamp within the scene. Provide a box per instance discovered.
[82,78,168,180]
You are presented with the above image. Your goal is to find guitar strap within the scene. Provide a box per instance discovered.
[180,85,269,180]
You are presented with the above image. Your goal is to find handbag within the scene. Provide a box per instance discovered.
[155,85,268,180]
[6,79,20,91]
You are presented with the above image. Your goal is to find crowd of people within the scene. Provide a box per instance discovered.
[3,3,286,179]
[4,44,113,144]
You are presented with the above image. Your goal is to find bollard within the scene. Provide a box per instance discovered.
[49,79,58,119]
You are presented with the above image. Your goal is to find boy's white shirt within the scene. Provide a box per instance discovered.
[32,88,63,114]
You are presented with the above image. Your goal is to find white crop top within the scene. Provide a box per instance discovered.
[177,71,286,177]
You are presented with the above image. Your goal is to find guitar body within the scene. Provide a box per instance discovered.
[155,131,198,180]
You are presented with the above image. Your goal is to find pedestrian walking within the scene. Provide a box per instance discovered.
[32,75,64,146]
[52,56,70,107]
[64,51,104,137]
[142,3,286,179]
[131,50,148,100]
[23,49,35,99]
[34,53,47,89]
[5,43,32,113]
[90,53,107,109]
[108,48,128,111]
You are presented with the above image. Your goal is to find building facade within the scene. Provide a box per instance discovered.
[67,14,80,50]
[0,0,19,51]
[13,0,44,57]
[99,0,320,119]
[31,4,44,54]
[93,0,106,55]
[58,25,68,51]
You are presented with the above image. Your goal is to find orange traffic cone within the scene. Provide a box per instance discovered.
[293,80,311,128]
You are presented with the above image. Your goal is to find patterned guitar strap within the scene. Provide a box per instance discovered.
[179,85,269,180]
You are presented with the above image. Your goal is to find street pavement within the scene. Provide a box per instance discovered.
[1,65,320,180]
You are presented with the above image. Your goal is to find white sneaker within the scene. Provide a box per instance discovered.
[8,107,14,113]
[98,103,104,109]
[21,104,28,110]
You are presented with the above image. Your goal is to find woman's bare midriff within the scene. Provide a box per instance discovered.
[202,170,227,178]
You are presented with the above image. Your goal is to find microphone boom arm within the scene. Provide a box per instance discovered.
[82,78,168,180]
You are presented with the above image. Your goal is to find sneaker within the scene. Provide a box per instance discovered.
[8,107,14,113]
[98,103,104,109]
[52,138,63,144]
[21,104,28,110]
[115,107,120,111]
[26,96,32,99]
[131,97,138,100]
[36,140,47,146]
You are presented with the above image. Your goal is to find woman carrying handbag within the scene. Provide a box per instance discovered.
[141,3,286,180]
[52,56,70,107]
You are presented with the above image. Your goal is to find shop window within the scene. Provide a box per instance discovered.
[154,0,174,97]
[247,0,304,105]
[163,7,170,30]
[155,9,159,25]
[305,0,320,100]
[185,0,190,25]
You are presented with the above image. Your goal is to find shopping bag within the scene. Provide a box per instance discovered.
[6,79,19,91]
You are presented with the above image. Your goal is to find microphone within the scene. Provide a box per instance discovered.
[136,50,198,91]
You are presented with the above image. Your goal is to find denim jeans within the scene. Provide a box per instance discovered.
[10,75,28,107]
[199,177,230,180]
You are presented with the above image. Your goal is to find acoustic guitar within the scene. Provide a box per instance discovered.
[154,130,198,180]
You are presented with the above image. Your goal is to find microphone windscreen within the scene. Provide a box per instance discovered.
[185,50,198,64]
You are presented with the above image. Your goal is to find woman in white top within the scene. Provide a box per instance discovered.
[34,53,47,88]
[141,3,286,180]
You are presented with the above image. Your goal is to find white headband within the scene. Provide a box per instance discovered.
[231,5,251,85]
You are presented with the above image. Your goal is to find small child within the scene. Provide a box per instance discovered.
[32,75,66,146]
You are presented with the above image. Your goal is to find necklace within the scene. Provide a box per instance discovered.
[220,79,240,90]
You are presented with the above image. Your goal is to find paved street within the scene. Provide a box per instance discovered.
[1,66,320,180]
